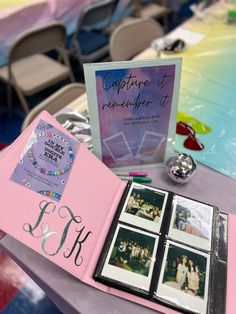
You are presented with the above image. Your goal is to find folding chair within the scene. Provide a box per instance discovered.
[21,83,85,132]
[109,18,164,61]
[69,0,118,65]
[125,0,169,31]
[0,21,75,115]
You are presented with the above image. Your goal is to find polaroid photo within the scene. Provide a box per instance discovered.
[103,132,133,162]
[168,195,214,251]
[101,223,159,292]
[135,131,165,161]
[155,240,210,314]
[119,182,168,234]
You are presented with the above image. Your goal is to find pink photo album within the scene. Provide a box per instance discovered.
[0,111,235,314]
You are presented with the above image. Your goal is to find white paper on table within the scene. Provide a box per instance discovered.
[166,27,205,45]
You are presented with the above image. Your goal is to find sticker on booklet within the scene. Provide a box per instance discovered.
[11,119,78,201]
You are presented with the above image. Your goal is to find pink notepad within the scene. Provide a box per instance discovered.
[0,111,235,314]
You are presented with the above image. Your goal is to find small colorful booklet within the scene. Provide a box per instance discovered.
[84,59,182,169]
[0,112,233,314]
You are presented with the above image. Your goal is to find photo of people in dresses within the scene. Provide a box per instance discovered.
[124,184,166,223]
[108,227,156,277]
[162,245,207,299]
[173,202,212,240]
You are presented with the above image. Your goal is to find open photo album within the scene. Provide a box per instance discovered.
[0,111,231,314]
[94,182,228,314]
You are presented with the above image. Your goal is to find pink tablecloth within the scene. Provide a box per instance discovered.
[0,0,94,66]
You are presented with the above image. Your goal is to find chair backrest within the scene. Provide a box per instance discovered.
[120,0,167,16]
[9,21,67,63]
[77,0,118,31]
[21,83,86,132]
[109,18,164,61]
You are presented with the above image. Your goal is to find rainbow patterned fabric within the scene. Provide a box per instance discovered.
[169,3,236,179]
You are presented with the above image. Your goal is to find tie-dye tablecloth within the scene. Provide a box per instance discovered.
[136,2,236,180]
[175,3,236,180]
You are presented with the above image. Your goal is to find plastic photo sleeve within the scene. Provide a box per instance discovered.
[100,223,159,293]
[168,195,214,251]
[119,183,168,234]
[155,240,210,314]
[218,212,228,262]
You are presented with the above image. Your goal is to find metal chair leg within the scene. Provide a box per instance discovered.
[14,84,30,114]
[60,48,75,83]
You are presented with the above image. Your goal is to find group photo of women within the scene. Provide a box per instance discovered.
[124,184,166,223]
[108,227,155,277]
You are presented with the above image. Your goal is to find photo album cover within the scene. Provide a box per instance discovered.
[83,59,182,170]
[94,182,227,314]
[0,111,126,280]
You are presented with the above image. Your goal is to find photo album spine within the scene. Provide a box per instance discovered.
[81,179,127,289]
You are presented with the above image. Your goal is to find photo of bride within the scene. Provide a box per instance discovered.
[174,205,210,240]
[168,195,214,251]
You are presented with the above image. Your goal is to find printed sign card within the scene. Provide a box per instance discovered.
[11,119,78,201]
[84,59,182,169]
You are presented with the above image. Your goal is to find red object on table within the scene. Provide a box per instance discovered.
[176,122,204,151]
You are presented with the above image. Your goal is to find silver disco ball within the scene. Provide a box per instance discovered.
[166,153,197,184]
